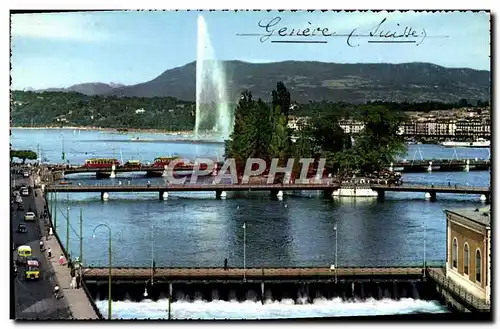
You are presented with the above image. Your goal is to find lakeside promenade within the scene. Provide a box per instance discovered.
[12,170,99,319]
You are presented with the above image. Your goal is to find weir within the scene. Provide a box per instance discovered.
[85,280,439,304]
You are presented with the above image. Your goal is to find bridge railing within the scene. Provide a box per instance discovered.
[45,181,489,193]
[427,269,490,311]
[82,267,428,280]
[84,260,446,269]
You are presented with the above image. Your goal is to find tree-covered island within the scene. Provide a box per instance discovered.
[225,82,408,180]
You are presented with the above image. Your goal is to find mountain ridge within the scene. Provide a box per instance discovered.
[29,61,490,103]
[34,82,125,96]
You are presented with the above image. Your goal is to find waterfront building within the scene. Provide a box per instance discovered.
[287,116,311,131]
[401,118,490,139]
[455,118,490,139]
[339,120,365,134]
[444,207,491,304]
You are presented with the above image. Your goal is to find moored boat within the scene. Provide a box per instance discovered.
[441,138,490,148]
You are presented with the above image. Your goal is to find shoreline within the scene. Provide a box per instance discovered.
[11,126,194,135]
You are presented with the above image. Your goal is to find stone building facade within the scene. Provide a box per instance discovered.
[445,207,491,304]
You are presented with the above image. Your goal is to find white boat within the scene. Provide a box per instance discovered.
[441,138,490,148]
[472,138,491,147]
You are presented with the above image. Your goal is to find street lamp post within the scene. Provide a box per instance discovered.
[334,224,338,283]
[92,224,112,320]
[144,224,155,298]
[243,222,246,282]
[151,224,154,281]
[423,222,426,273]
[66,205,70,256]
[79,208,83,265]
[53,192,57,230]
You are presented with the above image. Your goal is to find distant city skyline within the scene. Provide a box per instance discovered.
[11,10,490,90]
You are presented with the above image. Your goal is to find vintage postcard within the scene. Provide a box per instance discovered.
[9,9,491,321]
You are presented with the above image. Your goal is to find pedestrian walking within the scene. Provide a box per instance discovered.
[39,240,44,251]
[49,227,53,238]
[47,247,52,258]
[70,277,77,289]
[59,254,66,266]
[224,258,228,271]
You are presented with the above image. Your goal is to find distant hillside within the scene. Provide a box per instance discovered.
[103,61,490,103]
[37,82,125,96]
[11,91,195,131]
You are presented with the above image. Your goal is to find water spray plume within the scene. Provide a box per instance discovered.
[195,15,233,141]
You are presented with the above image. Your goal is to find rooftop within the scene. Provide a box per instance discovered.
[445,206,491,227]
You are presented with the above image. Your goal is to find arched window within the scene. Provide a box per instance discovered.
[476,249,482,283]
[452,238,458,268]
[464,243,469,275]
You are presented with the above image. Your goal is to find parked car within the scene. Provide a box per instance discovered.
[23,171,30,178]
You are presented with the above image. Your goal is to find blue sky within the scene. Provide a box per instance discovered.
[11,10,490,90]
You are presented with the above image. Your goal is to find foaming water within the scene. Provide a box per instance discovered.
[95,298,447,319]
[195,15,232,140]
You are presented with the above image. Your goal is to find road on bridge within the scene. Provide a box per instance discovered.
[45,182,490,195]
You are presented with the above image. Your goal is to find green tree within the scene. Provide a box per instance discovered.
[269,109,289,162]
[11,150,38,164]
[457,98,471,108]
[225,91,258,174]
[253,99,274,162]
[354,105,407,174]
[272,81,291,119]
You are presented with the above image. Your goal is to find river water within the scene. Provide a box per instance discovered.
[95,298,447,319]
[11,128,490,318]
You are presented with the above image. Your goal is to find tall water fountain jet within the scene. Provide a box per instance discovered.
[195,15,233,140]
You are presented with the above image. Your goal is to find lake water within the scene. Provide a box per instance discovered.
[11,128,489,318]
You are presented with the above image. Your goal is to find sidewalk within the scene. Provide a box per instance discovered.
[36,187,100,320]
[44,235,100,319]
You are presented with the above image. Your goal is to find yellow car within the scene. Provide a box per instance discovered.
[17,245,32,264]
[25,259,40,280]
